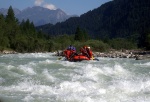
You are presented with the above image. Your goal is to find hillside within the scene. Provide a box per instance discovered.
[0,6,72,26]
[37,0,150,41]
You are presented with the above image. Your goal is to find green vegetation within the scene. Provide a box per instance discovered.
[0,6,51,52]
[0,6,149,53]
[74,26,89,42]
[107,38,137,50]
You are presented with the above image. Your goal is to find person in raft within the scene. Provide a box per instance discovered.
[80,46,94,60]
[67,45,76,51]
[64,45,77,60]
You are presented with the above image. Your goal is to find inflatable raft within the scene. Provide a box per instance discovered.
[71,55,90,61]
[63,49,99,61]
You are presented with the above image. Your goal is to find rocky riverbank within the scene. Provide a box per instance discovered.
[93,50,150,60]
[0,50,17,54]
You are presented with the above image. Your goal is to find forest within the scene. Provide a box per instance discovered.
[37,0,150,50]
[0,4,150,53]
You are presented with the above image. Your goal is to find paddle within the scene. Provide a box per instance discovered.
[93,58,99,61]
[90,55,99,61]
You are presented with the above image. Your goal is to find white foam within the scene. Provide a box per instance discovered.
[2,78,56,96]
[18,53,51,58]
[114,64,129,76]
[31,85,55,95]
[116,80,141,93]
[142,62,150,66]
[42,69,56,82]
[60,61,77,67]
[59,81,86,93]
[82,64,103,82]
[98,88,106,94]
[141,80,150,93]
[134,62,150,67]
[55,80,108,102]
[6,65,15,70]
[39,59,54,64]
[19,65,36,75]
[57,81,87,101]
[102,64,131,79]
[22,95,34,102]
[102,66,114,75]
[106,77,150,102]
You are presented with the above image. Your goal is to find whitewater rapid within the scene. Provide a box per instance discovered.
[0,53,150,102]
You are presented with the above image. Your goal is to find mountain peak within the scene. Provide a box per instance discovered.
[0,6,72,26]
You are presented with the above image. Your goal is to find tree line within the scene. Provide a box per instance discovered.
[0,6,148,53]
[0,6,52,52]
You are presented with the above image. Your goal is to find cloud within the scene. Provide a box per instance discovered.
[34,0,57,10]
[34,0,44,6]
[43,4,57,10]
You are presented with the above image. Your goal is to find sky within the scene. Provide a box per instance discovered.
[0,0,111,15]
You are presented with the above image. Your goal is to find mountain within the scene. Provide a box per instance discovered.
[16,6,71,26]
[0,8,21,15]
[0,6,72,26]
[37,0,150,41]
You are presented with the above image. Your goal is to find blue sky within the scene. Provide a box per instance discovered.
[0,0,111,15]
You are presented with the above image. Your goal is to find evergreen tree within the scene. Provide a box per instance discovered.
[74,26,89,42]
[5,6,16,23]
[82,29,89,41]
[0,14,5,36]
[74,26,81,41]
[145,33,150,50]
[5,6,20,37]
[0,14,9,50]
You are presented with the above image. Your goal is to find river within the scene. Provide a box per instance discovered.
[0,53,150,102]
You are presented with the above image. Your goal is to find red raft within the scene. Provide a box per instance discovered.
[72,55,90,61]
[63,49,91,61]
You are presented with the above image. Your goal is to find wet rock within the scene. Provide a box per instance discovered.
[93,50,150,60]
[54,50,64,56]
[1,50,17,54]
[135,54,150,60]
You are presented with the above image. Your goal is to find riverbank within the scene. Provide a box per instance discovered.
[56,50,150,60]
[93,50,150,60]
[0,50,17,54]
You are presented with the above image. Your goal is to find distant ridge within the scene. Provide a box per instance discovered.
[0,6,74,26]
[37,0,150,41]
[0,8,21,15]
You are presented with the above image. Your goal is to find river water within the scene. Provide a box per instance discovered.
[0,53,150,102]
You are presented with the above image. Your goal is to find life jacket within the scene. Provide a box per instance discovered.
[86,48,93,58]
[80,46,93,59]
[80,47,87,56]
[64,50,70,60]
[64,50,76,60]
